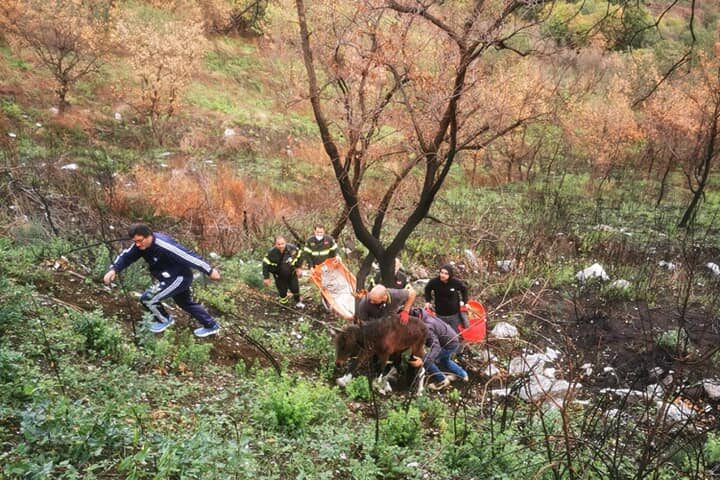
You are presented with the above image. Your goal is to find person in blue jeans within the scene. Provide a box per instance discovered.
[417,308,468,390]
[103,224,222,337]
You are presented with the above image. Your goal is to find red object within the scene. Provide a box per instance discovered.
[458,300,486,343]
[459,305,468,313]
[399,310,409,325]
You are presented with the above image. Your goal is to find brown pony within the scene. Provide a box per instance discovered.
[335,314,427,395]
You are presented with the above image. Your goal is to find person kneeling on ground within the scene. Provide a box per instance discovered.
[414,307,468,391]
[103,223,221,337]
[262,235,304,308]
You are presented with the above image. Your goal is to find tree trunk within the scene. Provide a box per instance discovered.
[57,82,69,114]
[679,110,717,228]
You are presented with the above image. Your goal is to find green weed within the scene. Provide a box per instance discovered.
[254,376,343,434]
[345,376,371,401]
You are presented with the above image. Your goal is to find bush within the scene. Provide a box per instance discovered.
[72,310,128,362]
[655,327,690,353]
[443,422,548,478]
[0,277,32,332]
[345,376,371,401]
[705,432,720,465]
[299,322,335,380]
[173,334,212,373]
[382,405,422,447]
[4,398,133,479]
[0,344,34,401]
[255,376,344,434]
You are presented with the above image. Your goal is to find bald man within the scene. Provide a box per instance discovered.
[356,284,416,325]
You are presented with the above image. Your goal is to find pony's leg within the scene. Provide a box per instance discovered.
[414,367,426,396]
[372,354,393,394]
[336,372,353,387]
[411,342,426,396]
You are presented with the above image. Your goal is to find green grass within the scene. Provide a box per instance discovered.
[0,45,29,71]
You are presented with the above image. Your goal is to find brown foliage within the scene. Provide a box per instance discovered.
[115,164,290,254]
[113,3,206,145]
[0,0,115,113]
[562,68,643,179]
[196,0,270,35]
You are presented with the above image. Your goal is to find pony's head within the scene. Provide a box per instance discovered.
[334,324,362,366]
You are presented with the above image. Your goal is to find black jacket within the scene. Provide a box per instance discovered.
[302,235,338,267]
[262,244,302,278]
[424,277,468,316]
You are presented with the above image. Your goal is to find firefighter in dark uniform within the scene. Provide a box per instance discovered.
[263,236,304,308]
[302,224,339,268]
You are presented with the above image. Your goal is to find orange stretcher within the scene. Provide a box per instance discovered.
[310,257,357,321]
[458,299,487,343]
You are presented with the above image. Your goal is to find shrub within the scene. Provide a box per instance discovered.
[382,405,422,448]
[705,432,720,465]
[173,334,212,373]
[0,277,32,331]
[254,376,343,434]
[299,322,335,380]
[345,376,371,401]
[0,344,34,401]
[655,327,690,353]
[4,398,133,479]
[71,309,127,362]
[443,422,548,478]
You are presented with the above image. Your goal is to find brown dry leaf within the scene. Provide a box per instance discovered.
[151,409,168,420]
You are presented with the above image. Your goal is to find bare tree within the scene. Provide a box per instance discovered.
[295,0,557,286]
[0,0,115,114]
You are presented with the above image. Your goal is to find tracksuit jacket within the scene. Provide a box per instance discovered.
[111,232,213,280]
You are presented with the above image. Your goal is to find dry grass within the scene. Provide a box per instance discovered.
[114,163,291,252]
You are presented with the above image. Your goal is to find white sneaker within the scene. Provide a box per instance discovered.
[429,378,451,391]
[336,373,353,387]
[295,301,305,309]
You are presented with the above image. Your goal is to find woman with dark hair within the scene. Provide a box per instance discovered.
[423,264,469,333]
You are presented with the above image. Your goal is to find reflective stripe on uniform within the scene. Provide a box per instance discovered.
[306,248,334,256]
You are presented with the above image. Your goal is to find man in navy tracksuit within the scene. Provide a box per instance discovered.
[103,224,221,337]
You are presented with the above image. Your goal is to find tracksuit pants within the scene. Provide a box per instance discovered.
[140,276,217,328]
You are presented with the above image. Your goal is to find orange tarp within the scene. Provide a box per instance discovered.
[310,257,357,321]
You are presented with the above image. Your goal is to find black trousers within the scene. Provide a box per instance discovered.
[274,272,300,299]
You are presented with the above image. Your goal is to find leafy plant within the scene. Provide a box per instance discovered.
[345,376,371,401]
[655,327,691,353]
[254,376,343,434]
[71,309,129,362]
[172,333,212,373]
[382,405,422,448]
